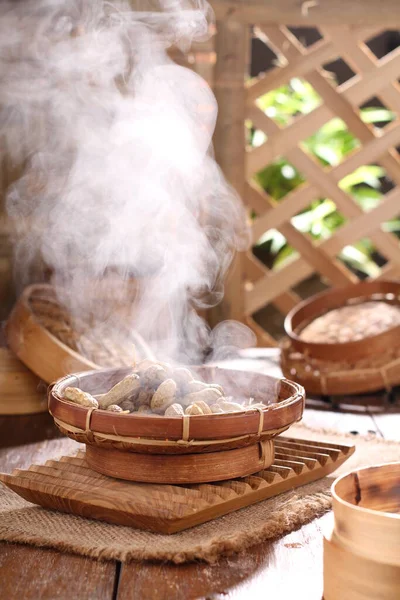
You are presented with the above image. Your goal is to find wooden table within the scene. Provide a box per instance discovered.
[1,350,399,600]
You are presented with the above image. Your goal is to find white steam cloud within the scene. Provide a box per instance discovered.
[1,0,253,364]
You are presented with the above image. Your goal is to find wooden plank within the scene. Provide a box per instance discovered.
[245,259,314,316]
[244,257,299,313]
[243,249,299,316]
[249,178,354,289]
[0,413,61,449]
[0,545,116,600]
[378,262,400,280]
[318,26,400,182]
[250,25,400,202]
[323,187,400,255]
[0,438,116,600]
[321,25,400,117]
[117,515,330,600]
[245,180,400,316]
[247,48,400,174]
[210,0,400,26]
[244,182,316,315]
[249,145,400,280]
[247,38,339,103]
[247,104,327,174]
[246,188,400,316]
[253,201,354,287]
[210,20,249,324]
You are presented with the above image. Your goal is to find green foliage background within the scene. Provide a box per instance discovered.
[249,78,399,278]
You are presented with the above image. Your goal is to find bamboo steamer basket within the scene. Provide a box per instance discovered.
[49,366,305,483]
[281,280,400,395]
[6,284,152,384]
[0,347,47,415]
[324,463,400,600]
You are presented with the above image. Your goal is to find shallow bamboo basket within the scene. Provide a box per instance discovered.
[49,366,305,483]
[324,463,400,600]
[281,280,400,395]
[0,347,47,415]
[6,284,152,384]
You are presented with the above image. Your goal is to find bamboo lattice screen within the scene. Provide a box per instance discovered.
[199,14,400,346]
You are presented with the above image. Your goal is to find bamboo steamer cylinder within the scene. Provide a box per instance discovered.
[324,530,400,600]
[324,463,400,600]
[0,347,47,414]
[85,439,275,484]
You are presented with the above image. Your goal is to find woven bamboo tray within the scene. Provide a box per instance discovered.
[49,366,305,483]
[0,436,354,534]
[281,280,400,395]
[6,284,152,384]
[324,463,400,600]
[0,348,47,415]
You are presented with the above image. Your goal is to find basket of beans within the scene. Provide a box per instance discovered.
[281,280,400,396]
[49,360,304,484]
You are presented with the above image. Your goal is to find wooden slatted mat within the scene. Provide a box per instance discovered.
[0,437,354,534]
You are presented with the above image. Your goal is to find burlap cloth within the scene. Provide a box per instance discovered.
[0,424,399,564]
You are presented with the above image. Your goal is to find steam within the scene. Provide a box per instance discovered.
[1,0,252,364]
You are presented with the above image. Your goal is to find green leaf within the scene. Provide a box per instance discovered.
[274,244,298,269]
[340,245,380,277]
[256,229,286,253]
[256,78,321,123]
[383,219,400,233]
[255,159,304,200]
[304,118,361,165]
[291,200,337,233]
[312,144,341,166]
[314,117,347,136]
[351,186,382,211]
[360,107,396,124]
[339,165,385,190]
[251,130,267,148]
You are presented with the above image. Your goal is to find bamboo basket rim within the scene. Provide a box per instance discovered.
[5,283,151,383]
[284,280,400,362]
[49,366,305,446]
[330,462,400,568]
[331,462,400,521]
[6,284,100,374]
[280,337,400,395]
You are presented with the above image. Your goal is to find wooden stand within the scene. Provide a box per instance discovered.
[0,435,354,534]
[85,439,275,484]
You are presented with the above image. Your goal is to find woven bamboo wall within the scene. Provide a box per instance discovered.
[244,25,400,345]
[205,10,400,346]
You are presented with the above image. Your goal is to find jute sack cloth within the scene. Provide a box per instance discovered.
[0,424,399,564]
